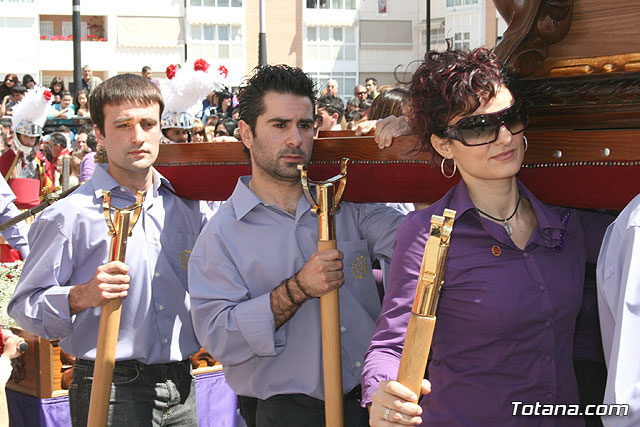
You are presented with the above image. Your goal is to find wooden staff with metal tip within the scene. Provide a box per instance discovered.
[87,190,145,427]
[397,209,455,397]
[298,158,349,427]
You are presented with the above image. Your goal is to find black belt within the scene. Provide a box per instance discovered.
[344,384,362,401]
[75,358,191,372]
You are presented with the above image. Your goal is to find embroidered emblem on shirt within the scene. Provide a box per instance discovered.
[352,256,368,279]
[491,245,501,257]
[180,250,192,270]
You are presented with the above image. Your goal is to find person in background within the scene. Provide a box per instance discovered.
[78,131,97,183]
[22,74,36,90]
[141,65,160,87]
[81,65,102,94]
[354,84,368,103]
[0,74,19,103]
[191,119,207,142]
[75,124,92,153]
[0,84,26,116]
[214,117,238,139]
[217,90,233,118]
[326,79,339,97]
[367,88,409,121]
[365,77,379,100]
[49,77,65,104]
[316,94,345,131]
[48,92,75,120]
[74,89,90,118]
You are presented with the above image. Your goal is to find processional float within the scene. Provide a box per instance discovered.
[7,0,632,422]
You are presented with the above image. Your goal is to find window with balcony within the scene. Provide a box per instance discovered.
[40,21,53,37]
[423,19,445,48]
[305,26,356,61]
[62,21,89,38]
[306,0,356,10]
[189,24,243,60]
[190,0,242,6]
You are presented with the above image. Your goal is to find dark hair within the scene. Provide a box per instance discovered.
[215,118,238,136]
[77,123,93,135]
[142,66,151,73]
[49,132,67,148]
[56,125,71,134]
[90,74,164,136]
[345,109,361,123]
[3,74,18,85]
[49,77,65,94]
[359,99,372,112]
[365,77,378,86]
[22,74,35,86]
[407,47,519,160]
[74,89,89,110]
[368,87,409,120]
[86,131,98,151]
[238,64,316,134]
[346,97,361,109]
[11,84,26,95]
[317,94,345,123]
[61,91,73,99]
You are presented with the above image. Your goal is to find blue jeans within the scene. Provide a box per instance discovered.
[69,358,198,427]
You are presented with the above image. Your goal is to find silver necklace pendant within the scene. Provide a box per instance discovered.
[503,221,513,236]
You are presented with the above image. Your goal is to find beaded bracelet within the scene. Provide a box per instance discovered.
[284,278,302,306]
[293,273,313,299]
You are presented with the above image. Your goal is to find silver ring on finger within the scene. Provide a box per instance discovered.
[384,408,391,421]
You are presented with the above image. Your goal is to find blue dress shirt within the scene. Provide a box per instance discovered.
[8,164,210,364]
[188,176,406,400]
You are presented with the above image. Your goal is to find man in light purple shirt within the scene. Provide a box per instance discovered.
[188,65,405,427]
[9,74,209,426]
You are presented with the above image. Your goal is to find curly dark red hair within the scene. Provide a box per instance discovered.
[407,47,520,161]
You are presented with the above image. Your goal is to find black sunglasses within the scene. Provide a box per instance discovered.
[442,102,528,146]
[356,91,367,95]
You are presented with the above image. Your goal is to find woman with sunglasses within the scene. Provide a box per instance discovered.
[361,48,612,426]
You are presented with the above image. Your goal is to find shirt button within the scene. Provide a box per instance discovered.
[522,252,529,258]
[163,338,168,344]
[545,355,552,363]
[158,305,164,311]
[355,361,361,368]
[538,285,546,291]
[546,393,554,400]
[154,272,160,278]
[119,187,126,192]
[340,326,346,333]
[545,320,552,327]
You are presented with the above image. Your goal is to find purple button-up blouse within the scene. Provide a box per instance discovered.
[361,180,611,426]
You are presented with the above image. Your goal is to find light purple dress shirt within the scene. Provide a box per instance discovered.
[188,176,406,400]
[78,151,96,183]
[8,164,211,364]
[361,180,611,426]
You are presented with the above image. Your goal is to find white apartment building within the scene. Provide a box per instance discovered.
[0,0,506,97]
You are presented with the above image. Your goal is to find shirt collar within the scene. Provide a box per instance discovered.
[231,175,312,221]
[444,179,569,248]
[90,163,172,201]
[231,176,263,221]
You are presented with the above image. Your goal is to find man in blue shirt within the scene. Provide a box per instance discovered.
[9,74,209,426]
[188,65,405,427]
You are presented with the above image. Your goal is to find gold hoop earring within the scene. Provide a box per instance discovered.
[440,157,456,179]
[523,135,528,153]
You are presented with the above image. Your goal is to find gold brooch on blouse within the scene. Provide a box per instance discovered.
[491,245,502,257]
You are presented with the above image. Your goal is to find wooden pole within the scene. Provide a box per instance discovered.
[299,160,349,427]
[397,210,455,398]
[87,191,144,427]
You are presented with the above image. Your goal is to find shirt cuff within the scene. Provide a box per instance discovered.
[42,286,74,339]
[234,292,286,357]
[0,356,12,388]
